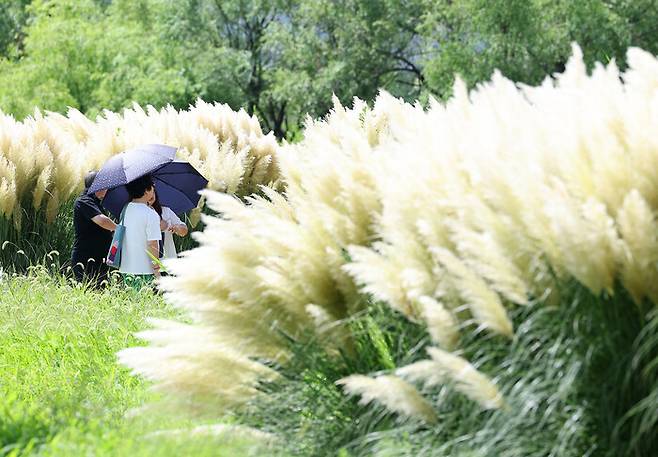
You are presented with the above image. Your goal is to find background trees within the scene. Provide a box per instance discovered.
[421,0,658,96]
[1,0,657,138]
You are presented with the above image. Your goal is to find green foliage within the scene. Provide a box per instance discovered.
[240,285,658,456]
[264,0,427,137]
[240,305,431,456]
[0,270,264,456]
[0,0,231,118]
[420,0,658,97]
[0,0,30,58]
[161,0,294,137]
[1,0,657,136]
[0,199,74,273]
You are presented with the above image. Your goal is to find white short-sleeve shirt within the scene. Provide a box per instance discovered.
[161,206,183,259]
[119,202,162,275]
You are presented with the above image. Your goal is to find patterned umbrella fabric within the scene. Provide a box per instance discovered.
[88,144,208,218]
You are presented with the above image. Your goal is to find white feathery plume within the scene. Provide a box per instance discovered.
[431,246,514,337]
[344,245,411,316]
[118,318,279,411]
[617,190,658,304]
[337,374,438,424]
[426,347,503,410]
[448,220,529,305]
[417,296,460,350]
[396,353,503,411]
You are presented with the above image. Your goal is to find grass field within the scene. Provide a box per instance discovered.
[0,269,266,457]
[2,269,657,456]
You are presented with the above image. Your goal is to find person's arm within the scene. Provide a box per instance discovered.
[147,240,161,278]
[79,198,115,232]
[146,209,163,277]
[92,214,117,232]
[164,208,188,236]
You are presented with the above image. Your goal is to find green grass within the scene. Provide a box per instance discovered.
[4,264,656,456]
[240,284,658,457]
[0,201,75,273]
[0,269,266,456]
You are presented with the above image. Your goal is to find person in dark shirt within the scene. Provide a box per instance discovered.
[71,171,117,287]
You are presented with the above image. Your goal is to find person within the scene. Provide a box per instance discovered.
[148,191,189,259]
[71,171,116,287]
[119,174,162,290]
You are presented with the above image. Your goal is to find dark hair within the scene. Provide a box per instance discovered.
[151,189,163,217]
[126,174,154,200]
[84,171,98,190]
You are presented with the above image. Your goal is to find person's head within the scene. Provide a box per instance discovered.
[126,174,155,202]
[148,189,163,217]
[84,171,97,189]
[84,171,107,200]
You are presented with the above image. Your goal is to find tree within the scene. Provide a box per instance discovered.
[166,0,428,139]
[265,0,427,136]
[0,0,30,58]
[0,0,241,119]
[419,0,658,98]
[160,0,294,138]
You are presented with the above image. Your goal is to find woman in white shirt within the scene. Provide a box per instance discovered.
[148,191,189,259]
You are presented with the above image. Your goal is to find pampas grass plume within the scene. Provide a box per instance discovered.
[337,374,438,424]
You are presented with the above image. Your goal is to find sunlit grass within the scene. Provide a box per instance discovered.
[0,270,267,456]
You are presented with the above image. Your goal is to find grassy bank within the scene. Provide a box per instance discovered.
[0,270,264,456]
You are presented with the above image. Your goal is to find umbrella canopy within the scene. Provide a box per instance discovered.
[88,144,208,219]
[88,144,177,194]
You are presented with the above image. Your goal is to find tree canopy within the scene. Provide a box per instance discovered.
[0,0,656,138]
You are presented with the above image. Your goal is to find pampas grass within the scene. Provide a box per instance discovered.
[119,45,658,454]
[337,374,438,424]
[121,98,400,411]
[0,99,280,228]
[395,348,503,410]
[0,100,280,269]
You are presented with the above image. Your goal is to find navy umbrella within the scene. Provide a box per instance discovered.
[88,144,208,219]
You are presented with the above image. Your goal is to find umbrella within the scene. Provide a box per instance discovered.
[88,144,208,219]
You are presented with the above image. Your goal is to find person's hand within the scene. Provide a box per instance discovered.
[160,219,169,231]
[171,224,185,236]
